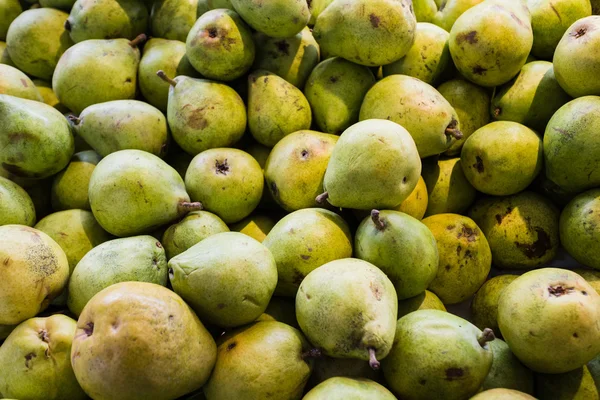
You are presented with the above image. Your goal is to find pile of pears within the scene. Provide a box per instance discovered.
[2,0,600,398]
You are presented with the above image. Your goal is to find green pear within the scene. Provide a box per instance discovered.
[39,0,76,10]
[264,130,338,211]
[431,0,484,32]
[229,0,309,38]
[307,357,383,390]
[0,64,43,101]
[491,61,571,132]
[544,96,600,193]
[67,236,168,316]
[397,290,446,319]
[355,210,439,300]
[471,275,518,335]
[304,377,397,400]
[313,0,416,67]
[560,189,600,270]
[536,364,599,399]
[0,225,69,325]
[304,57,375,134]
[469,192,560,270]
[0,94,73,179]
[151,0,198,42]
[229,213,276,243]
[360,75,463,158]
[162,211,229,259]
[471,389,536,400]
[32,79,68,113]
[255,296,298,328]
[382,310,494,400]
[51,150,101,211]
[498,268,600,374]
[0,40,15,66]
[263,208,353,297]
[0,176,35,226]
[53,36,144,114]
[383,22,451,85]
[422,213,492,304]
[318,119,422,210]
[185,148,263,223]
[253,27,320,89]
[186,9,255,81]
[0,315,87,400]
[483,339,534,394]
[65,0,148,42]
[296,258,398,367]
[461,121,543,196]
[89,149,202,237]
[0,0,22,41]
[71,282,217,400]
[158,72,247,155]
[422,156,476,217]
[6,9,72,80]
[449,0,533,87]
[248,70,312,147]
[71,100,168,158]
[203,321,313,400]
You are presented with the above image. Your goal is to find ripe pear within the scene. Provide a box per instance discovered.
[0,315,87,400]
[32,79,68,113]
[71,282,217,400]
[203,321,313,400]
[472,389,536,400]
[0,64,43,101]
[304,377,397,400]
[0,0,22,40]
[396,176,428,219]
[263,208,352,297]
[469,191,560,269]
[229,213,276,243]
[483,339,534,394]
[0,225,69,325]
[397,290,446,319]
[229,0,309,38]
[0,95,74,179]
[498,268,600,373]
[422,214,492,304]
[162,211,228,259]
[151,0,198,42]
[471,275,518,335]
[264,130,338,211]
[51,150,101,211]
[431,0,484,32]
[422,156,476,217]
[304,57,375,134]
[158,72,247,155]
[382,310,494,400]
[560,189,600,270]
[553,16,600,97]
[248,70,312,147]
[313,0,416,67]
[296,258,398,367]
[318,119,421,210]
[536,364,600,399]
[89,149,202,237]
[0,176,35,226]
[360,75,463,158]
[449,0,533,87]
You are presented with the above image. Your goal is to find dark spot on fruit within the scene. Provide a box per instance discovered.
[301,149,309,159]
[300,254,311,260]
[403,176,408,183]
[329,76,339,83]
[447,225,455,230]
[370,282,383,300]
[473,156,484,172]
[168,315,174,322]
[8,132,36,144]
[275,40,290,55]
[445,367,464,380]
[456,245,462,256]
[188,106,209,129]
[582,291,588,296]
[306,292,311,300]
[270,181,279,198]
[84,322,94,336]
[125,77,132,83]
[369,14,380,28]
[549,2,561,21]
[465,250,472,258]
[548,285,574,297]
[472,65,487,75]
[208,27,218,38]
[493,107,501,117]
[457,225,477,242]
[508,12,527,28]
[3,257,10,266]
[456,30,478,44]
[264,77,269,83]
[215,159,229,175]
[20,78,28,87]
[419,379,427,385]
[573,332,579,338]
[25,352,36,369]
[515,228,551,259]
[495,207,512,224]
[38,330,49,342]
[573,26,587,38]
[445,264,451,271]
[227,342,237,351]
[217,303,226,309]
[156,242,162,248]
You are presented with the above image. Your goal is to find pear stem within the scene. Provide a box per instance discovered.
[301,348,323,359]
[368,348,380,370]
[129,33,147,48]
[478,328,495,347]
[179,201,203,212]
[445,127,463,140]
[156,70,177,87]
[67,115,81,125]
[315,192,329,204]
[371,210,385,230]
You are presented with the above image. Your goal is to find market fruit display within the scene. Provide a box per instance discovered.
[2,0,600,399]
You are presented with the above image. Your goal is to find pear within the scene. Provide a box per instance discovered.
[360,75,463,158]
[536,365,600,400]
[32,79,68,113]
[65,0,148,42]
[296,258,398,368]
[264,130,338,211]
[471,275,518,335]
[0,95,74,179]
[318,119,421,210]
[255,296,298,328]
[248,70,312,147]
[491,61,571,132]
[151,0,198,42]
[461,121,543,196]
[0,64,43,101]
[469,191,560,269]
[422,156,476,217]
[229,213,276,243]
[397,290,446,319]
[51,150,101,211]
[71,100,168,158]
[383,22,451,85]
[355,210,439,300]
[560,189,600,270]
[0,315,87,400]
[253,27,320,89]
[88,149,202,237]
[185,148,263,223]
[307,357,383,390]
[395,176,428,220]
[0,40,15,66]
[304,377,397,400]
[471,389,536,400]
[483,339,534,394]
[162,211,229,259]
[229,0,309,38]
[157,72,247,155]
[71,282,217,400]
[382,310,494,400]
[67,236,168,316]
[431,0,484,32]
[422,214,492,304]
[53,35,144,114]
[138,39,198,112]
[186,9,255,81]
[304,57,376,134]
[0,176,36,226]
[0,0,22,41]
[313,0,416,67]
[449,0,533,87]
[413,0,437,22]
[0,225,69,325]
[263,208,353,297]
[203,321,313,399]
[498,268,600,373]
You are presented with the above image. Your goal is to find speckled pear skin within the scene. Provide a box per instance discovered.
[0,176,36,226]
[229,0,309,38]
[0,64,43,101]
[560,189,600,270]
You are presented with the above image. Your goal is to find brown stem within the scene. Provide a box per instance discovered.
[371,210,385,230]
[64,19,71,31]
[129,33,147,48]
[156,70,177,87]
[368,348,380,370]
[445,118,463,140]
[301,348,322,359]
[478,328,495,347]
[179,201,203,212]
[67,115,81,125]
[493,107,502,118]
[315,192,329,204]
